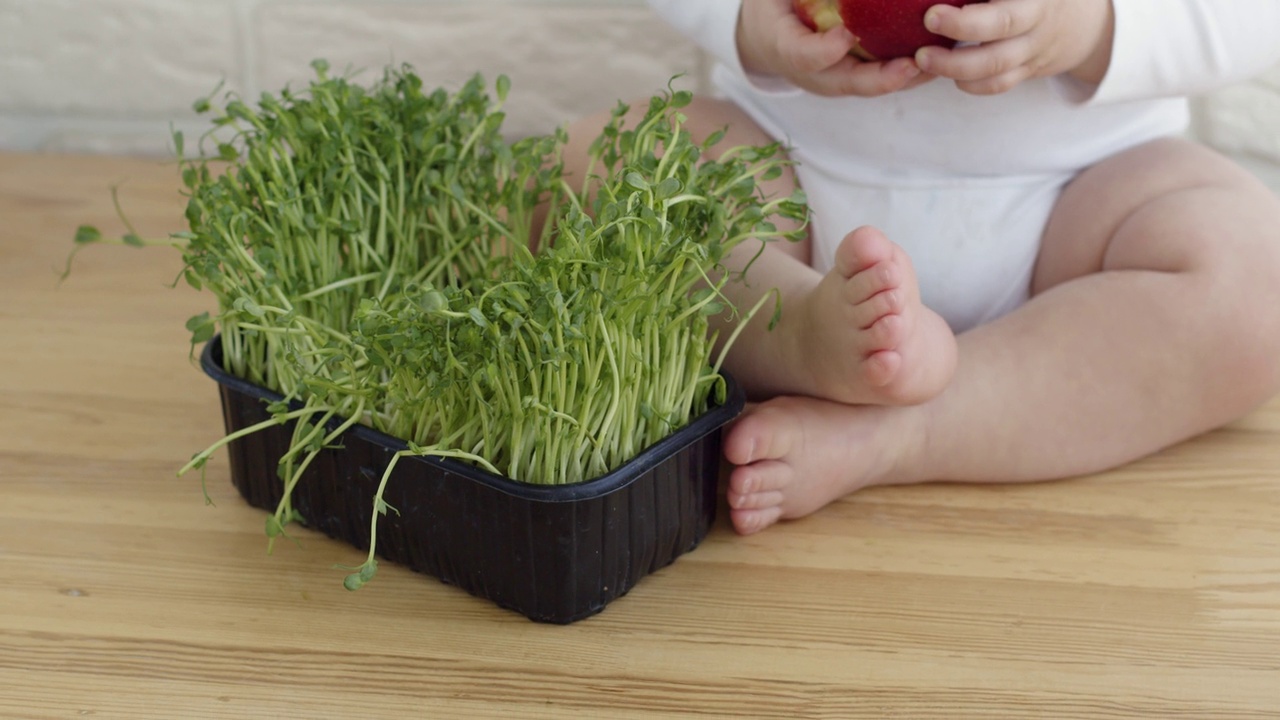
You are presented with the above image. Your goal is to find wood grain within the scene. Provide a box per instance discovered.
[3,152,1280,719]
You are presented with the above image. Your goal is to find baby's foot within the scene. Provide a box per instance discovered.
[723,395,921,534]
[792,226,957,405]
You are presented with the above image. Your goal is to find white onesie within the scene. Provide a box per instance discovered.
[647,0,1280,331]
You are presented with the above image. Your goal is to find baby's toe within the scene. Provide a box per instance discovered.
[728,489,785,510]
[724,403,803,466]
[730,459,793,494]
[843,260,901,306]
[833,225,896,280]
[861,311,906,351]
[731,506,785,535]
[851,288,903,329]
[861,349,902,388]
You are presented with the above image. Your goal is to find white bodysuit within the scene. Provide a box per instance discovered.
[647,0,1280,331]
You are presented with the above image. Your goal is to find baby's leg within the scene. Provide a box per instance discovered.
[557,97,956,406]
[727,138,1280,534]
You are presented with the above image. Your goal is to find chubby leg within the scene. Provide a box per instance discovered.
[727,138,1280,534]
[556,97,956,406]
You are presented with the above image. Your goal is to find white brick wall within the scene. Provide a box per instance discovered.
[1,0,1278,187]
[0,0,707,155]
[251,2,706,140]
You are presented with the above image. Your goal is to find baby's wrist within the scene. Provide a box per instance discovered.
[735,9,773,77]
[1066,0,1115,86]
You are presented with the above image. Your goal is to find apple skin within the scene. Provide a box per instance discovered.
[793,0,986,61]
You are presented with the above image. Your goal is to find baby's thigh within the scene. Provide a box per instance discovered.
[1035,137,1280,292]
[681,97,781,158]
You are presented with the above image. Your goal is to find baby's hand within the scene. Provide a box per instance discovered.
[915,0,1113,95]
[737,0,932,97]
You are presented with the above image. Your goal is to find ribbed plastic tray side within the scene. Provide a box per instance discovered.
[209,339,735,623]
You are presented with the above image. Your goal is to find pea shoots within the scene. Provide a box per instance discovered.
[73,62,807,590]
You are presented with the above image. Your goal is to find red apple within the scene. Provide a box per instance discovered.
[793,0,986,61]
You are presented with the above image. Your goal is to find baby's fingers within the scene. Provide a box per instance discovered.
[915,36,1033,94]
[777,17,858,74]
[924,0,1039,44]
[804,57,930,97]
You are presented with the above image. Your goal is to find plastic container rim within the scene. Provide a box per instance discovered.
[200,333,745,503]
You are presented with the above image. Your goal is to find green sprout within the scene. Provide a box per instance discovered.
[70,64,808,590]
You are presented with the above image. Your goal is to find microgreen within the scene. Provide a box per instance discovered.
[71,64,807,590]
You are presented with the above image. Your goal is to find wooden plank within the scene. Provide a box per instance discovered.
[3,152,1279,719]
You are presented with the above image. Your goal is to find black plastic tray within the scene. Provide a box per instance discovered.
[200,335,744,623]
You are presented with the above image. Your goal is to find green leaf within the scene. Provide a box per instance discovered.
[416,289,448,313]
[233,296,266,318]
[225,101,252,122]
[185,312,215,344]
[184,311,210,332]
[122,233,144,247]
[265,515,285,538]
[654,177,682,200]
[190,323,215,345]
[73,225,102,245]
[625,172,649,191]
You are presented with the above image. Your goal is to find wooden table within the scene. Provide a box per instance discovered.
[4,152,1280,719]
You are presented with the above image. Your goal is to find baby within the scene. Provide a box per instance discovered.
[561,0,1280,534]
